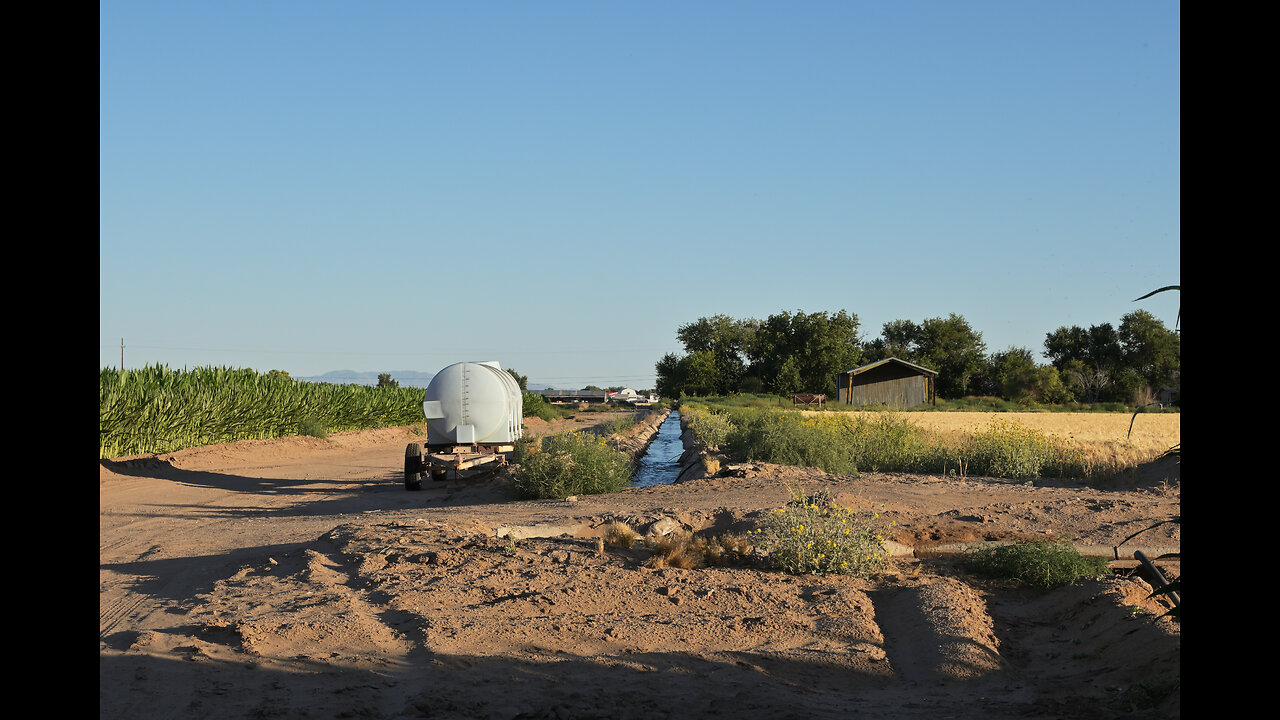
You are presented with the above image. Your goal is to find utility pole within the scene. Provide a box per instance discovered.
[121,338,125,370]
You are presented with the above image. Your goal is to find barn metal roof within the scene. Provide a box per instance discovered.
[841,357,938,377]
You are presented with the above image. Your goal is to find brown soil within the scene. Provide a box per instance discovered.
[100,411,1180,719]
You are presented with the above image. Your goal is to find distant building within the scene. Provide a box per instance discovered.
[538,387,657,405]
[537,389,610,403]
[837,358,938,408]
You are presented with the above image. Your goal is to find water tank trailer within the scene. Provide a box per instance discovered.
[404,361,523,489]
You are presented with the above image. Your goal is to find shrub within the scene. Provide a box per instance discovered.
[679,398,1133,482]
[754,489,887,576]
[726,409,854,474]
[601,414,638,435]
[685,406,735,449]
[522,391,568,421]
[690,532,753,567]
[962,541,1111,590]
[962,418,1083,480]
[837,412,944,474]
[603,521,639,549]
[509,432,633,499]
[298,417,327,439]
[645,531,703,569]
[642,530,753,569]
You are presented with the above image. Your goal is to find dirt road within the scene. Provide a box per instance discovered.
[100,416,1180,719]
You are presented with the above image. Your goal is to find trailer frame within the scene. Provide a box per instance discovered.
[404,441,514,489]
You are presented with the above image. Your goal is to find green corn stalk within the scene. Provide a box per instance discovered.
[99,364,427,458]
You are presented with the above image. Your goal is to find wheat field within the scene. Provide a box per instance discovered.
[804,410,1180,472]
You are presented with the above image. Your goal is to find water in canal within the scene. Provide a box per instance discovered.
[630,410,685,487]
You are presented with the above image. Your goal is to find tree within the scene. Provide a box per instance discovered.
[867,314,985,398]
[919,315,987,397]
[748,309,863,396]
[863,315,987,397]
[676,314,755,394]
[1044,323,1123,374]
[654,353,686,399]
[377,373,398,389]
[1061,359,1108,403]
[988,347,1039,400]
[773,356,804,396]
[1118,310,1180,391]
[864,319,922,363]
[1042,308,1179,405]
[1034,366,1074,404]
[506,367,529,391]
[681,349,721,396]
[653,350,722,398]
[655,310,862,397]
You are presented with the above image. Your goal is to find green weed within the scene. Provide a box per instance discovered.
[600,414,639,435]
[962,540,1111,590]
[298,417,328,439]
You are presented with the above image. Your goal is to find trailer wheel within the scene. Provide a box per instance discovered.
[431,466,448,482]
[405,443,423,490]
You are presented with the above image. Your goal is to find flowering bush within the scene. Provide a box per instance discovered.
[755,489,887,576]
[962,418,1084,480]
[684,405,736,449]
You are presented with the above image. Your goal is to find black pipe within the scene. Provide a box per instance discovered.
[1134,550,1180,606]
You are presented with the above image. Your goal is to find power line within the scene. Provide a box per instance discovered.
[101,343,675,356]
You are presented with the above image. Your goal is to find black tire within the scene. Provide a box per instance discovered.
[405,443,423,491]
[431,466,448,482]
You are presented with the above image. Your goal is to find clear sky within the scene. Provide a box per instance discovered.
[100,2,1180,390]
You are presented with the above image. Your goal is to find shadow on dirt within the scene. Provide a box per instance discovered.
[100,636,1172,720]
[100,542,317,620]
[100,456,528,513]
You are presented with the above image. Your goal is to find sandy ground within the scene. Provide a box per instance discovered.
[100,411,1180,719]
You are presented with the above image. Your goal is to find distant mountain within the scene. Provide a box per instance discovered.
[298,370,435,388]
[297,370,564,392]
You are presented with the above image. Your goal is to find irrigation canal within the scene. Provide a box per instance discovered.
[630,410,685,487]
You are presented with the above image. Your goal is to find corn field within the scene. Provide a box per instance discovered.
[99,365,426,459]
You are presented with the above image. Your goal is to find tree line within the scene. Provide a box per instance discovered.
[654,309,1179,406]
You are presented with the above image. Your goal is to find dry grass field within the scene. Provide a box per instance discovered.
[812,410,1180,476]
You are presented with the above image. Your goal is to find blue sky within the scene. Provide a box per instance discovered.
[100,2,1179,390]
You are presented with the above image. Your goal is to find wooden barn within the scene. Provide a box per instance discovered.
[837,358,938,408]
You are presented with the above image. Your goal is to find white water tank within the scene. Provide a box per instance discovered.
[422,361,524,444]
